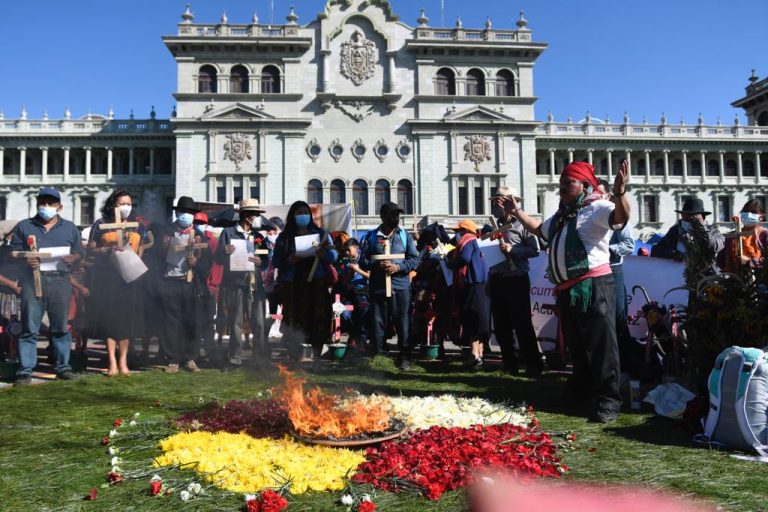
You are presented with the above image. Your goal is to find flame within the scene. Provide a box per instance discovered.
[277,365,391,438]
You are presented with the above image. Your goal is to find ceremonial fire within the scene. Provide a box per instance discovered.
[277,365,392,439]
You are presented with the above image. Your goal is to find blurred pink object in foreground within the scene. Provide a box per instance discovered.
[471,475,714,512]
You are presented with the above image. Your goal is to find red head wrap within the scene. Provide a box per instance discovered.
[561,162,598,190]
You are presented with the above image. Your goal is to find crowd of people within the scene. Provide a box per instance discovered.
[1,160,765,423]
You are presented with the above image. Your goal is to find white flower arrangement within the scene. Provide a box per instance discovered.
[387,394,531,431]
[180,490,191,501]
[340,494,354,506]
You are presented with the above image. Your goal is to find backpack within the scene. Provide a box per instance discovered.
[696,346,768,458]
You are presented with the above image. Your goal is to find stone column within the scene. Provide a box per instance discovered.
[41,147,48,180]
[718,150,725,183]
[85,147,92,180]
[386,51,397,93]
[644,150,651,180]
[467,177,476,216]
[63,147,70,179]
[606,149,613,181]
[737,150,743,183]
[756,151,763,182]
[682,150,688,183]
[624,150,632,174]
[129,148,135,175]
[567,148,574,162]
[320,49,331,92]
[663,149,669,180]
[548,149,556,179]
[149,148,155,177]
[587,148,593,165]
[107,148,113,179]
[700,150,707,184]
[19,147,26,178]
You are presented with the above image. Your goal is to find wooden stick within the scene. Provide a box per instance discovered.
[307,241,321,282]
[384,240,392,298]
[19,236,47,298]
[98,207,139,249]
[736,216,744,263]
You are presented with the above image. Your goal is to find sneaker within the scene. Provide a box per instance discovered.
[14,375,32,387]
[57,370,81,381]
[185,360,201,372]
[398,359,411,371]
[593,408,619,424]
[164,363,179,374]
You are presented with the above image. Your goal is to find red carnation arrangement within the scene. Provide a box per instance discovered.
[113,418,123,428]
[353,423,568,500]
[245,489,289,512]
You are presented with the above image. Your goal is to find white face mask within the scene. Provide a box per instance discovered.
[267,234,278,244]
[250,216,262,229]
[117,205,132,219]
[741,212,761,227]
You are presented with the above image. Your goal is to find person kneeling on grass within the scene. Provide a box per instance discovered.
[500,161,630,423]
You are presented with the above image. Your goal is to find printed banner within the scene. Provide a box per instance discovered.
[528,255,688,342]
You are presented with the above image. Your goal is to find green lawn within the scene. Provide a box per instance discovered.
[1,357,766,511]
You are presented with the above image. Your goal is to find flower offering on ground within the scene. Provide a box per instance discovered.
[387,394,533,430]
[352,423,569,500]
[154,431,365,494]
[176,398,290,439]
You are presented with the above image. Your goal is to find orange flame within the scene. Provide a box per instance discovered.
[277,365,391,438]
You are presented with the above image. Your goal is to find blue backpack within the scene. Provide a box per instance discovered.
[696,346,768,459]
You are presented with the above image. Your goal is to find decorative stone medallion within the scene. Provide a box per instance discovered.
[463,135,492,172]
[373,139,389,162]
[351,139,367,163]
[340,30,377,86]
[223,133,252,171]
[328,139,344,162]
[306,138,322,162]
[395,139,412,162]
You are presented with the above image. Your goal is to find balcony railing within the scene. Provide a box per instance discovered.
[177,23,300,38]
[536,121,768,139]
[0,119,173,134]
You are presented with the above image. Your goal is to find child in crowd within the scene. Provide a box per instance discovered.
[337,238,370,354]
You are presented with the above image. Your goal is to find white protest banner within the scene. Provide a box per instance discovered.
[527,254,688,341]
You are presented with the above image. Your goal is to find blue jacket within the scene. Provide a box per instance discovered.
[447,236,488,285]
[272,227,337,282]
[359,225,419,295]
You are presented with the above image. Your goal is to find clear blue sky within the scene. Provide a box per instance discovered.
[1,0,764,123]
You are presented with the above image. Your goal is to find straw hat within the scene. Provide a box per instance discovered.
[490,186,522,200]
[237,198,266,213]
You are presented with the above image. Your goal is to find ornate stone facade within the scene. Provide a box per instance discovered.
[0,0,766,235]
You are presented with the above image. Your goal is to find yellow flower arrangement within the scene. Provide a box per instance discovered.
[154,431,365,494]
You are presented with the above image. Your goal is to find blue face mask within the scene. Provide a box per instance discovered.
[741,212,761,227]
[177,213,194,228]
[295,214,311,227]
[38,206,58,221]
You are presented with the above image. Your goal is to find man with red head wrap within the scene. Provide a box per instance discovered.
[494,160,631,423]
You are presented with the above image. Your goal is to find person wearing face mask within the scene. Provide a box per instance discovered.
[717,199,768,273]
[500,161,630,423]
[272,201,338,371]
[488,187,542,376]
[651,198,724,274]
[216,198,271,367]
[261,216,284,344]
[87,189,146,377]
[10,188,84,385]
[358,202,419,370]
[157,196,212,373]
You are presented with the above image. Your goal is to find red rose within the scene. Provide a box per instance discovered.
[84,488,97,501]
[101,436,109,446]
[107,471,123,484]
[113,418,123,428]
[246,498,261,512]
[150,481,163,496]
[358,501,377,512]
[259,490,288,512]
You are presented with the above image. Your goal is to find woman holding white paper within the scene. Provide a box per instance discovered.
[272,201,338,369]
[87,189,146,376]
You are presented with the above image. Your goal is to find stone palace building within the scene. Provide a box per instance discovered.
[1,0,767,237]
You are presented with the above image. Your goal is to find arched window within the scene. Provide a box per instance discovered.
[397,179,414,214]
[725,159,737,176]
[330,179,346,204]
[690,159,702,176]
[758,111,768,127]
[307,179,323,204]
[653,158,664,176]
[230,65,249,93]
[672,159,683,176]
[707,159,718,176]
[353,179,368,215]
[744,159,755,176]
[465,69,485,96]
[198,65,218,93]
[434,68,456,96]
[375,179,391,213]
[261,65,281,94]
[495,70,515,96]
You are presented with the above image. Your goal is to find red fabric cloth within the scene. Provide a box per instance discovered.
[562,162,599,189]
[452,233,477,289]
[204,232,223,293]
[555,263,612,292]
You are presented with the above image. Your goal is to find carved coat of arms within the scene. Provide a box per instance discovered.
[464,135,492,172]
[223,133,252,171]
[340,30,377,86]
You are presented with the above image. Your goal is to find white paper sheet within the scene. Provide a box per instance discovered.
[39,246,71,272]
[111,246,149,284]
[477,238,508,269]
[230,239,255,272]
[295,234,320,258]
[166,234,189,267]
